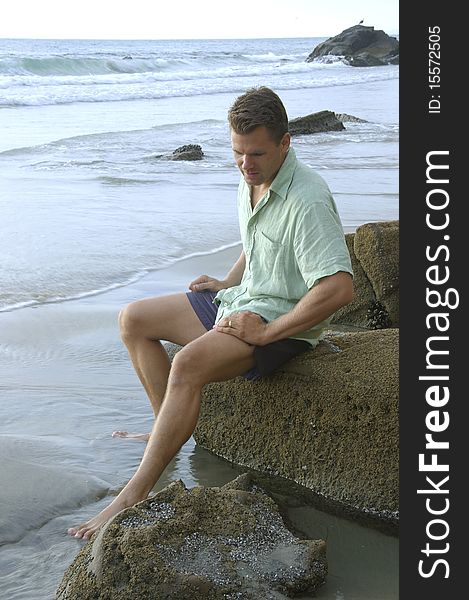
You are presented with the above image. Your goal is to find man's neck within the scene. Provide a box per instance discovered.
[250,184,269,209]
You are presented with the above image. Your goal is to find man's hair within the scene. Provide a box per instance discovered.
[228,86,289,144]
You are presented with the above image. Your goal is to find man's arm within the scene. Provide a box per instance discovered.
[189,251,246,293]
[215,271,353,345]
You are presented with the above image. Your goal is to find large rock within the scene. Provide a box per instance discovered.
[57,474,327,600]
[170,144,204,161]
[334,112,368,123]
[330,232,376,328]
[192,328,399,528]
[151,144,205,161]
[354,221,399,326]
[306,25,399,67]
[288,110,345,135]
[332,220,399,329]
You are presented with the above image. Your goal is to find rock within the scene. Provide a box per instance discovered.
[287,111,368,137]
[306,25,399,67]
[334,112,368,123]
[170,144,204,161]
[331,231,376,328]
[353,221,399,327]
[189,327,399,529]
[57,474,327,600]
[332,220,399,329]
[288,110,344,135]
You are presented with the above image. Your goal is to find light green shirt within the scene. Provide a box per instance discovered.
[214,148,353,345]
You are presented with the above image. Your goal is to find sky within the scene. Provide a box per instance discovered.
[1,0,398,40]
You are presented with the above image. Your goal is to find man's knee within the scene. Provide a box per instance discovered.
[119,300,149,341]
[169,347,208,389]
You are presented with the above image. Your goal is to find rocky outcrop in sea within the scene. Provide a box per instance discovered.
[287,110,368,136]
[152,144,205,161]
[288,110,345,135]
[306,25,399,66]
[170,144,205,161]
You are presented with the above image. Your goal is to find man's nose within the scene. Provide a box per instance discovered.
[242,155,253,170]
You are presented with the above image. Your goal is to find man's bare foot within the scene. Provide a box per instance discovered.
[112,431,150,442]
[67,489,146,540]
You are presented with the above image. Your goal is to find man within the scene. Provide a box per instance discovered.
[68,86,353,539]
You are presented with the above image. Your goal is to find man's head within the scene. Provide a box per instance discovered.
[228,86,289,144]
[229,87,291,189]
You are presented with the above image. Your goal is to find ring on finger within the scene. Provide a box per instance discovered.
[228,320,232,327]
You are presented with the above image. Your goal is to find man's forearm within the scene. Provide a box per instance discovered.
[261,271,353,344]
[222,251,245,288]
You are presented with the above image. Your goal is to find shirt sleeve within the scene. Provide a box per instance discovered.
[293,199,353,290]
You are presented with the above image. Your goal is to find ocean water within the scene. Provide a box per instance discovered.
[0,37,398,313]
[0,37,399,599]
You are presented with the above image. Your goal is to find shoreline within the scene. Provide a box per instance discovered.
[0,241,244,315]
[2,225,359,316]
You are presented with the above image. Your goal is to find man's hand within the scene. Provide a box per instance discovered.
[189,275,227,293]
[189,251,246,294]
[215,311,269,346]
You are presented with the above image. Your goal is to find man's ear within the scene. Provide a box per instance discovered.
[281,132,291,153]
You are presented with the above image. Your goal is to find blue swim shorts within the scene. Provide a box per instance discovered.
[186,290,310,381]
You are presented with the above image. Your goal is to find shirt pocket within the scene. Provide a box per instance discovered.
[256,230,289,294]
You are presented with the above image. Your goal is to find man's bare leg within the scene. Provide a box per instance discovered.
[111,293,207,440]
[68,329,256,539]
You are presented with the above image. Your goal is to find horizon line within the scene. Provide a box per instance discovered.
[0,30,400,43]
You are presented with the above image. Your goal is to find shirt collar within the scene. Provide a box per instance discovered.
[269,147,297,201]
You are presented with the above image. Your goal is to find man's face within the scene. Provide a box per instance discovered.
[231,126,290,189]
